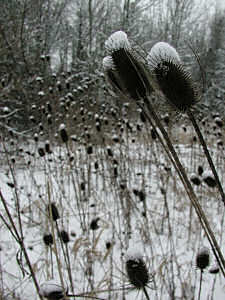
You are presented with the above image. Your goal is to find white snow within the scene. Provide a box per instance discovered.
[39,280,64,297]
[105,31,131,53]
[147,41,181,69]
[102,56,114,71]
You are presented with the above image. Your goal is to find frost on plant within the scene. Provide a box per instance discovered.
[147,41,198,112]
[102,56,115,72]
[105,31,131,53]
[39,280,65,299]
[147,42,181,70]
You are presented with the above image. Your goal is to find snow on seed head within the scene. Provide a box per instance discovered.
[40,280,65,300]
[209,264,220,274]
[43,233,53,246]
[105,31,131,53]
[104,31,154,101]
[125,247,150,289]
[196,247,210,271]
[147,42,181,70]
[147,42,197,112]
[102,56,115,71]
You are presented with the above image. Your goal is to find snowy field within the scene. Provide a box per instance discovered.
[0,126,225,299]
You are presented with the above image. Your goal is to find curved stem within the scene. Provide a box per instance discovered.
[142,96,225,276]
[187,109,225,206]
[143,286,150,300]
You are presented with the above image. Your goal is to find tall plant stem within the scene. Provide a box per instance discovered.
[0,189,44,300]
[187,109,225,206]
[141,96,225,276]
[198,270,203,300]
[143,286,150,300]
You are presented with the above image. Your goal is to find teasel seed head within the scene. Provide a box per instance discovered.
[43,233,53,246]
[147,42,198,112]
[59,230,70,244]
[148,42,181,70]
[47,203,60,221]
[59,123,68,143]
[39,280,65,300]
[196,247,210,271]
[190,173,201,186]
[209,264,220,274]
[125,249,149,290]
[203,172,217,188]
[90,217,100,231]
[104,31,153,101]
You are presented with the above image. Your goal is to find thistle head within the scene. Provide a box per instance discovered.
[147,42,181,70]
[125,248,150,290]
[147,42,198,112]
[196,247,210,271]
[39,280,65,300]
[104,31,153,101]
[105,31,131,53]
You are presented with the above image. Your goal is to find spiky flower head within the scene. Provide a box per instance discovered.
[147,42,198,112]
[147,42,181,70]
[104,31,153,101]
[39,280,65,300]
[125,248,149,289]
[105,31,131,53]
[196,247,210,271]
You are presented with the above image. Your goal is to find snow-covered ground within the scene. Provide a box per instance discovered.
[0,135,225,299]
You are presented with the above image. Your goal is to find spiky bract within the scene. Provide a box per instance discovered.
[104,31,153,101]
[126,253,149,289]
[148,42,198,112]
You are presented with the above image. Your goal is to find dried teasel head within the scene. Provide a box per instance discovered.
[196,247,210,271]
[125,249,150,290]
[147,42,199,112]
[39,280,66,300]
[104,31,153,101]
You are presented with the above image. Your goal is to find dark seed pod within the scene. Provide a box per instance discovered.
[39,123,44,131]
[59,124,68,143]
[80,182,85,191]
[105,241,112,250]
[47,203,60,221]
[45,141,51,154]
[190,174,201,186]
[203,173,216,188]
[38,147,45,157]
[107,147,113,157]
[43,233,53,246]
[138,190,146,202]
[126,251,149,289]
[214,117,223,128]
[90,217,100,230]
[151,128,157,140]
[34,133,39,142]
[87,144,93,155]
[7,182,15,188]
[133,189,139,196]
[163,114,170,125]
[196,247,210,270]
[40,280,65,300]
[59,230,70,244]
[198,165,204,176]
[114,166,118,177]
[209,265,220,274]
